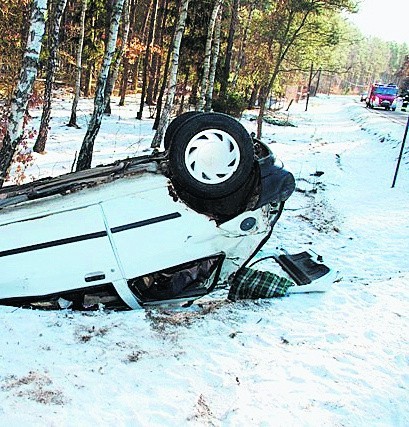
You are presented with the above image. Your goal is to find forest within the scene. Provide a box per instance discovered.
[0,0,408,186]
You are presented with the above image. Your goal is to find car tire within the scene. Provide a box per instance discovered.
[168,112,255,200]
[174,168,259,221]
[164,111,202,150]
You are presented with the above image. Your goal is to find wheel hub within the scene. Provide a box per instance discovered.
[184,129,240,184]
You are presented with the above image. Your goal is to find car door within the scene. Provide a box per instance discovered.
[0,204,124,300]
[100,184,218,282]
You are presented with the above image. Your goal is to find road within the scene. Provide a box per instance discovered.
[362,102,409,126]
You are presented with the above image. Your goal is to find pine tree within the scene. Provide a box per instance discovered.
[67,0,88,128]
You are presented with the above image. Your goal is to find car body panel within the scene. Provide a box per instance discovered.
[0,169,277,308]
[99,178,216,279]
[0,204,123,298]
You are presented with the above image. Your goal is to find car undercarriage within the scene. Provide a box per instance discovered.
[0,112,295,310]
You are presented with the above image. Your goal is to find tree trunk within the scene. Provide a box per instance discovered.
[83,63,94,97]
[131,1,151,91]
[68,0,88,128]
[137,0,158,119]
[0,0,48,188]
[219,0,239,99]
[314,68,322,96]
[75,0,125,171]
[177,66,190,114]
[104,0,131,115]
[197,0,222,111]
[153,2,169,101]
[205,5,222,112]
[256,86,268,139]
[33,0,67,153]
[231,1,254,88]
[256,67,279,138]
[151,0,189,148]
[248,83,259,109]
[83,15,96,97]
[118,0,138,106]
[146,0,167,105]
[152,6,176,131]
[119,58,130,106]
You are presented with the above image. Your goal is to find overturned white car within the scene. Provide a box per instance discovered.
[0,112,295,310]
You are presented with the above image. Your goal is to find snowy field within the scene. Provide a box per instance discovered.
[1,94,408,426]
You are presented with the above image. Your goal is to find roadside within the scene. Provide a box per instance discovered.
[255,95,409,282]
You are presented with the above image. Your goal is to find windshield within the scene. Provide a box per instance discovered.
[374,87,398,96]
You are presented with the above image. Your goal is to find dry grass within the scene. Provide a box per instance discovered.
[1,371,66,405]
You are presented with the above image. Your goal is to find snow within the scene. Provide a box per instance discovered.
[1,94,409,425]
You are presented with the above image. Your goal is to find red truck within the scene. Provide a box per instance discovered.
[366,83,398,111]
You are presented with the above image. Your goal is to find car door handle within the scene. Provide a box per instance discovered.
[84,272,106,282]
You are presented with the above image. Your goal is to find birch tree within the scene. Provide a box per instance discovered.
[33,0,67,153]
[0,0,48,188]
[75,0,125,171]
[67,0,88,128]
[104,0,131,115]
[205,5,222,112]
[197,0,223,111]
[151,0,189,148]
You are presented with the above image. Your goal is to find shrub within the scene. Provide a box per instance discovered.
[212,91,247,118]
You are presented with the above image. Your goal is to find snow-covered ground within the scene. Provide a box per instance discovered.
[1,94,408,426]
